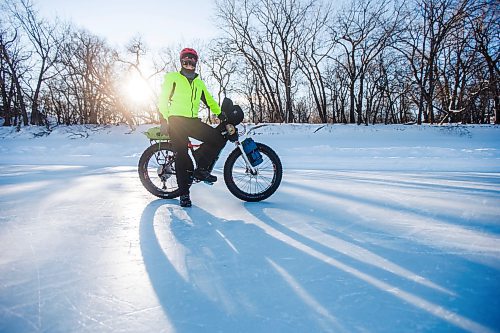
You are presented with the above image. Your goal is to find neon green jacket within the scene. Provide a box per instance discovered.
[158,71,221,119]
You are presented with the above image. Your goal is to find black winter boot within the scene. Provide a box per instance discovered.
[179,194,192,207]
[194,168,217,184]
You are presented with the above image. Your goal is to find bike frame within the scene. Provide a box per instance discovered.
[187,138,258,175]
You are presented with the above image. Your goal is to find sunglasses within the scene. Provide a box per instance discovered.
[181,57,197,67]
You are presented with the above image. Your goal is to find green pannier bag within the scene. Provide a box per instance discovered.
[144,126,169,141]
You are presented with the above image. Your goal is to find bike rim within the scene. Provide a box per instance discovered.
[145,149,178,193]
[231,153,277,195]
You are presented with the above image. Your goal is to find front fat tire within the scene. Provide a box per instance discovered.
[138,142,181,199]
[224,142,282,202]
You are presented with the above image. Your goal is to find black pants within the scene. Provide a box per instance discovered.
[168,116,226,195]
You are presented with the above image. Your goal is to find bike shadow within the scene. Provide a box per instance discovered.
[139,199,345,333]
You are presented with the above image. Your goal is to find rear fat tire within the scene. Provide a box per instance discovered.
[138,142,181,199]
[223,142,282,202]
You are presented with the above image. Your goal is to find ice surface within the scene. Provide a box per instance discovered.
[0,124,499,332]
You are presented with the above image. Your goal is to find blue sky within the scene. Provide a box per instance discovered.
[37,0,219,49]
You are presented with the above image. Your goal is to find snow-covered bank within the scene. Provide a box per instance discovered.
[0,124,499,333]
[0,124,499,172]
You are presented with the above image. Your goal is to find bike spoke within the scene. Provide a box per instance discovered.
[142,146,179,195]
[231,153,276,195]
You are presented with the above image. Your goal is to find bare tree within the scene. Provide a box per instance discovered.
[395,0,474,124]
[216,0,315,122]
[433,16,482,124]
[0,27,30,126]
[48,27,136,126]
[469,0,499,124]
[3,0,495,127]
[8,0,62,125]
[325,62,350,123]
[236,64,269,123]
[296,2,334,123]
[216,0,281,122]
[333,0,403,124]
[204,39,238,105]
[259,0,311,122]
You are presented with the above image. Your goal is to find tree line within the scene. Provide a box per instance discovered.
[1,0,498,129]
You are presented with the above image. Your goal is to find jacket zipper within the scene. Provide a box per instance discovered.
[189,80,197,117]
[193,86,198,117]
[183,74,198,118]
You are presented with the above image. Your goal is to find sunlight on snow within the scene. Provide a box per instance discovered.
[264,207,455,296]
[154,205,191,282]
[250,213,495,333]
[1,180,52,195]
[267,258,344,331]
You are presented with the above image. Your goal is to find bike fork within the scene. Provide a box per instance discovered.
[236,141,258,175]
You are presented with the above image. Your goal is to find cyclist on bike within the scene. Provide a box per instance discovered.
[158,48,226,207]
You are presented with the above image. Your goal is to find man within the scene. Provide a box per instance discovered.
[158,48,226,207]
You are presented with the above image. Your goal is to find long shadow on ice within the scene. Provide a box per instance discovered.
[329,171,500,197]
[139,198,497,333]
[287,172,500,238]
[241,185,499,333]
[139,199,347,333]
[242,200,455,293]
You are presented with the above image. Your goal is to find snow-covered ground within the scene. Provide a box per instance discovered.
[0,124,499,333]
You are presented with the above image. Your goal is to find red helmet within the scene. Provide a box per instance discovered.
[180,48,198,61]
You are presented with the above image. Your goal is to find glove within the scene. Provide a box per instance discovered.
[227,126,239,142]
[217,111,227,122]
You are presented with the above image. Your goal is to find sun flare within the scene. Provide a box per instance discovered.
[123,72,152,105]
